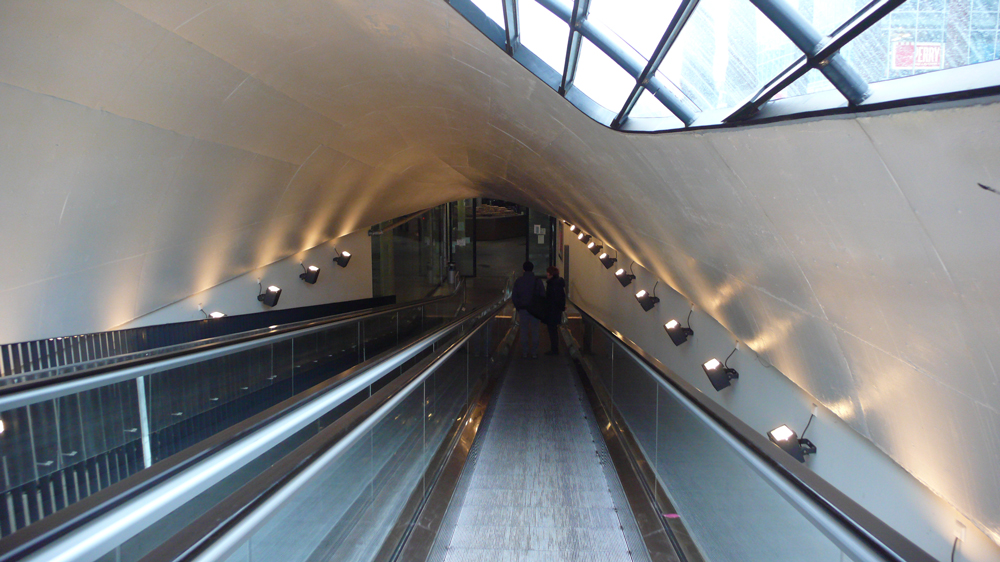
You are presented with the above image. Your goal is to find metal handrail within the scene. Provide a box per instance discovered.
[0,282,464,412]
[570,303,936,562]
[0,290,504,562]
[145,296,512,562]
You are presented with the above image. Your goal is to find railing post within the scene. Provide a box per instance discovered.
[135,376,152,469]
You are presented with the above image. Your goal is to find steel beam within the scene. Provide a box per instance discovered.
[613,0,700,128]
[559,0,592,95]
[536,0,694,124]
[750,0,870,105]
[502,0,520,54]
[726,0,906,122]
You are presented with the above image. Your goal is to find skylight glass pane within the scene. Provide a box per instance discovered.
[660,0,800,111]
[774,68,836,99]
[520,0,570,75]
[588,0,683,59]
[837,0,1000,83]
[630,90,684,128]
[788,0,862,35]
[469,0,506,28]
[574,39,638,111]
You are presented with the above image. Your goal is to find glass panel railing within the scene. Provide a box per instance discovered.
[569,308,937,562]
[0,292,466,541]
[0,293,510,562]
[184,303,515,562]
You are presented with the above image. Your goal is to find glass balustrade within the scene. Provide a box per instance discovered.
[0,293,466,541]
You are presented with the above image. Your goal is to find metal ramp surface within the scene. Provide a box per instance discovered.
[430,353,648,562]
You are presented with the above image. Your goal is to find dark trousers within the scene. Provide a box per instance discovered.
[547,322,559,352]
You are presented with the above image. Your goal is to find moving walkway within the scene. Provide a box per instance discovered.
[0,287,938,562]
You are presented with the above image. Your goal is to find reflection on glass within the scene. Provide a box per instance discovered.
[661,0,799,110]
[788,0,860,36]
[574,39,637,110]
[520,0,570,74]
[470,0,506,28]
[774,68,835,99]
[577,315,848,562]
[841,0,1000,83]
[630,89,683,125]
[588,0,683,59]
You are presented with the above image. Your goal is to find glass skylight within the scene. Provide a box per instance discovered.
[631,89,685,128]
[574,39,638,112]
[520,0,570,75]
[449,0,1000,130]
[788,1,860,35]
[660,0,800,111]
[588,0,683,59]
[775,68,835,100]
[838,0,1000,83]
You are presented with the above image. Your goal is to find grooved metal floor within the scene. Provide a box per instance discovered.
[439,354,637,562]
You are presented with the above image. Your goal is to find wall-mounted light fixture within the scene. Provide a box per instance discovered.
[333,248,352,268]
[768,417,817,463]
[587,241,602,255]
[599,251,617,269]
[615,264,636,287]
[703,348,739,391]
[300,264,321,284]
[200,308,226,319]
[257,283,282,307]
[577,233,591,244]
[635,282,660,312]
[664,309,694,346]
[0,418,5,435]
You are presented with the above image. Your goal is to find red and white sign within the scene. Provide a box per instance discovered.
[892,41,944,70]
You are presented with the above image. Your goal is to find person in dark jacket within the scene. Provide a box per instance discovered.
[544,266,566,355]
[511,261,544,358]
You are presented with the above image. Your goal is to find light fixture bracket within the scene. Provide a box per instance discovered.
[257,284,282,307]
[299,263,321,284]
[664,322,694,346]
[333,248,352,268]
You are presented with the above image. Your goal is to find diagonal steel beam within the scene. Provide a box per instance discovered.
[750,0,871,105]
[613,0,700,128]
[559,0,592,95]
[536,0,695,125]
[502,0,520,54]
[725,0,907,122]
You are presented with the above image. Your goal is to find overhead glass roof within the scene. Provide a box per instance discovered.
[574,38,637,110]
[453,0,1000,130]
[519,0,569,74]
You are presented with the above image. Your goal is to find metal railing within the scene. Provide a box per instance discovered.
[0,282,509,562]
[567,303,936,562]
[0,285,464,393]
[0,286,472,549]
[144,295,514,562]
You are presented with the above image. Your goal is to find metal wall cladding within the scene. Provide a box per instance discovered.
[1,0,999,546]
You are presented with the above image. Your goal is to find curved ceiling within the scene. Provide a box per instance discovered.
[1,0,999,546]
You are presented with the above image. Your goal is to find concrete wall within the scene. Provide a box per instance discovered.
[119,229,372,328]
[562,228,1000,562]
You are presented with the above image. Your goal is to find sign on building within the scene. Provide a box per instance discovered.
[892,41,945,70]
